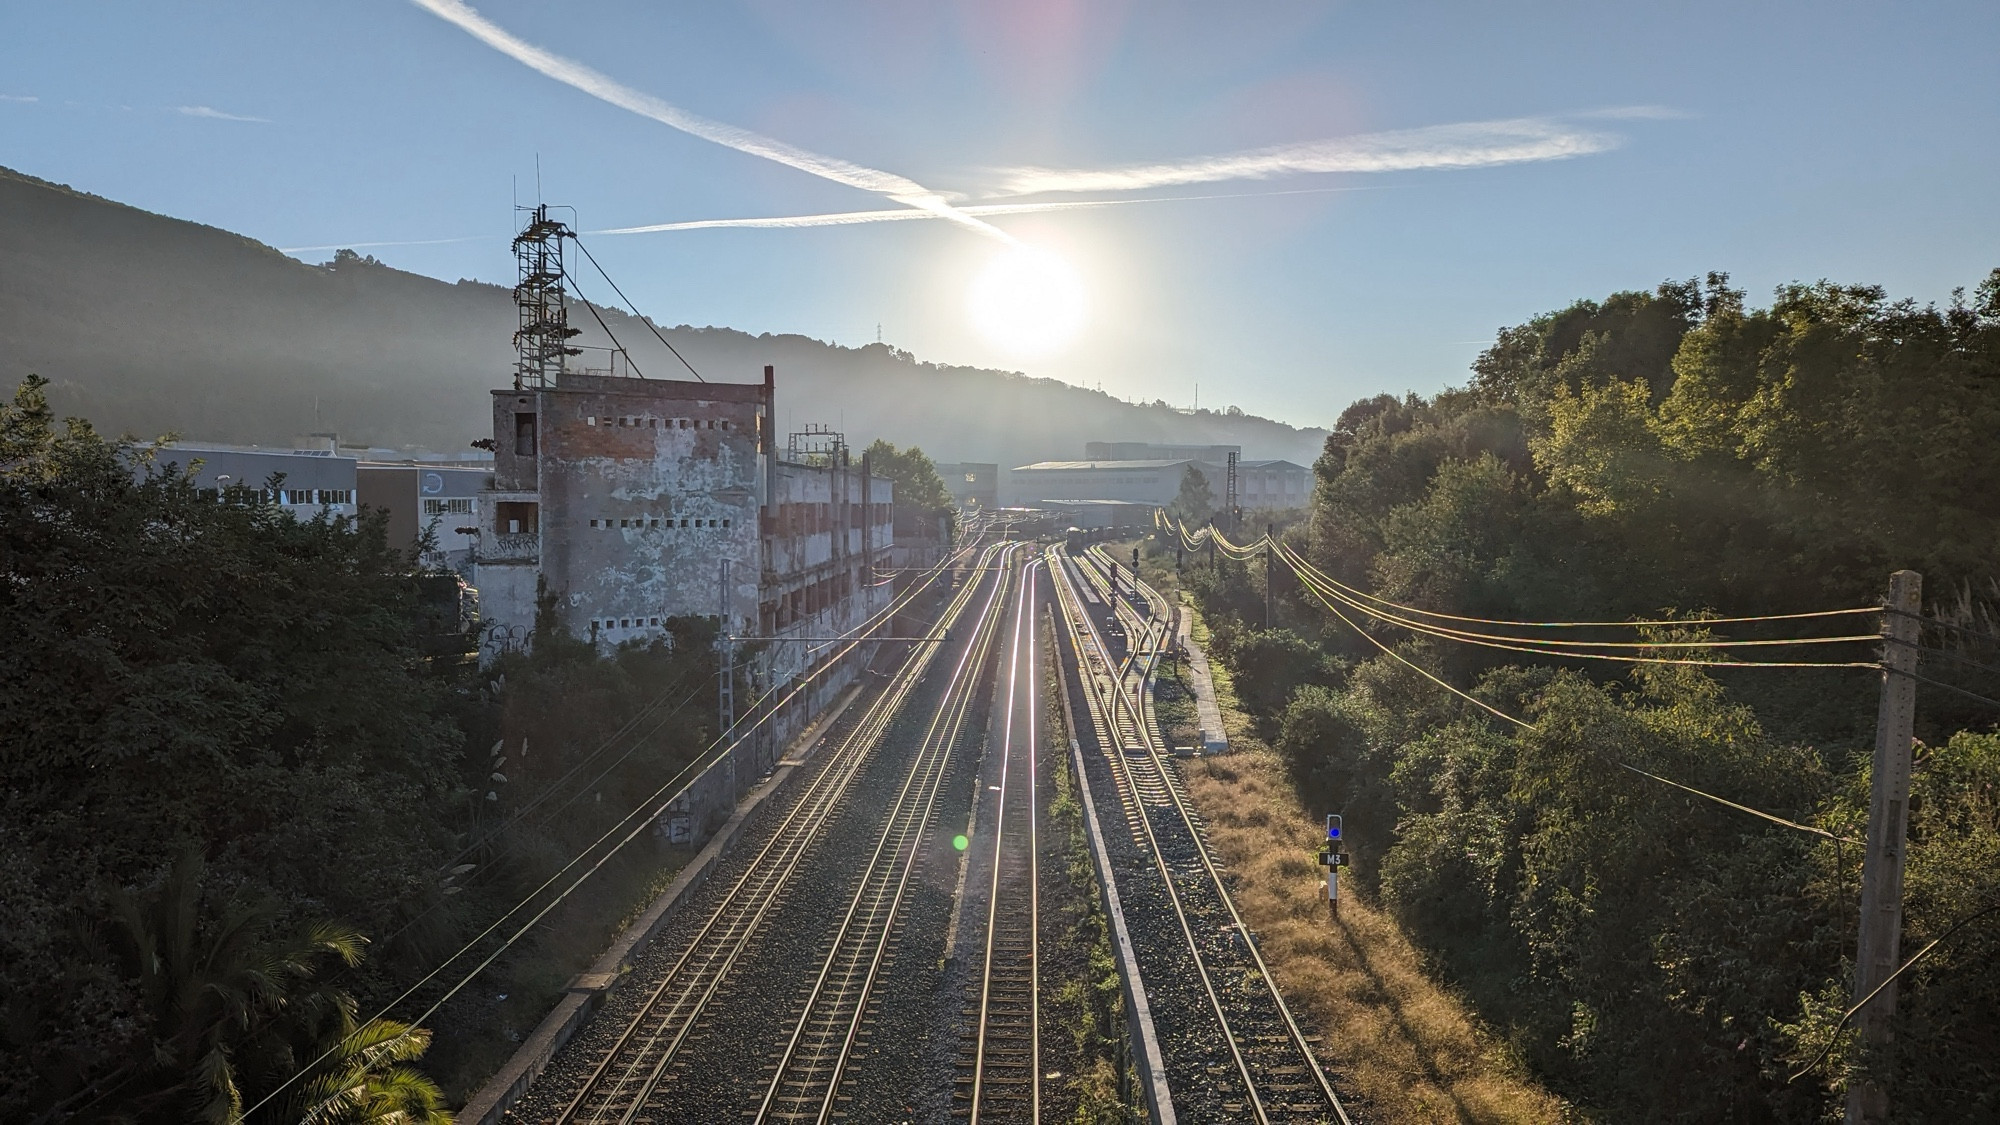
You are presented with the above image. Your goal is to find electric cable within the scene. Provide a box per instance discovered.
[572,234,707,383]
[1280,542,1866,843]
[1275,542,1880,670]
[239,537,983,1119]
[1886,667,2000,710]
[1884,606,2000,648]
[1787,899,2000,1083]
[1162,511,1880,630]
[560,264,648,379]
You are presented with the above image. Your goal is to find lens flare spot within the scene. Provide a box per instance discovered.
[952,833,970,851]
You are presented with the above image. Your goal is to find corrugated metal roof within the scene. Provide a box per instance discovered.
[1012,459,1195,471]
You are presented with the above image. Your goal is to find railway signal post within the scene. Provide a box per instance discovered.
[1318,815,1349,915]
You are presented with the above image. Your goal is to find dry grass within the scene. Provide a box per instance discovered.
[1179,603,1574,1125]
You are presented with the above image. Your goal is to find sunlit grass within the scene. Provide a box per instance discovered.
[1175,596,1575,1125]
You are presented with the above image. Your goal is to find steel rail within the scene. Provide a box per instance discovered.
[1047,546,1271,1123]
[554,543,1008,1125]
[965,557,1042,1124]
[753,542,1023,1124]
[1089,544,1352,1125]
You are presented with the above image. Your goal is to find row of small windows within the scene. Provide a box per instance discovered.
[424,498,476,515]
[209,487,352,505]
[587,517,732,530]
[589,616,663,632]
[585,414,731,431]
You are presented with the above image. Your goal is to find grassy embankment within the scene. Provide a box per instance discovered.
[1141,549,1573,1125]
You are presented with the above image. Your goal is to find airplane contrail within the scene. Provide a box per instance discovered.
[410,0,1012,243]
[988,116,1620,196]
[589,186,1374,235]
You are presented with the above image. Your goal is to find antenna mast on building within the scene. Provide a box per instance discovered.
[511,204,580,390]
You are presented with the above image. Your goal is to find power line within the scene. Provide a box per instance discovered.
[1884,606,2000,648]
[1788,899,2000,1083]
[571,234,707,382]
[560,262,647,379]
[239,539,981,1119]
[1273,541,1878,670]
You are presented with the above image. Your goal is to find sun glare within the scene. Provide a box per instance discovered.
[967,245,1088,357]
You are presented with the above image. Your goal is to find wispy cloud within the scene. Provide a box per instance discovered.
[591,186,1372,236]
[988,116,1621,196]
[176,104,269,123]
[1,94,36,104]
[410,0,1012,243]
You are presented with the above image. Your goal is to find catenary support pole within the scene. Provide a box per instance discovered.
[1264,524,1274,630]
[1846,569,1921,1125]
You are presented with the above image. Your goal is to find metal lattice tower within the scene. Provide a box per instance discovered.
[786,423,848,467]
[511,204,580,390]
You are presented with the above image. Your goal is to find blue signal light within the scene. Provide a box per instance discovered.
[1326,814,1342,840]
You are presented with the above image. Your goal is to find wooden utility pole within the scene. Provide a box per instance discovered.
[1847,569,1921,1125]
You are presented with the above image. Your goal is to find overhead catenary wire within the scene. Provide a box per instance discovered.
[571,234,707,382]
[238,536,982,1120]
[1273,541,1881,670]
[1173,515,1865,845]
[1159,511,1880,630]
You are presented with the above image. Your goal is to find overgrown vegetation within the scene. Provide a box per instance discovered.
[0,375,723,1119]
[1175,271,2000,1121]
[1041,624,1138,1123]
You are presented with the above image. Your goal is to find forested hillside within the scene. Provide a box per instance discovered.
[0,165,1326,465]
[1173,271,2000,1120]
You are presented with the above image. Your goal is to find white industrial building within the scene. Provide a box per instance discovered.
[1008,456,1311,510]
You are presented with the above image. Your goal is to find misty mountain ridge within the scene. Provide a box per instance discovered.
[0,165,1328,467]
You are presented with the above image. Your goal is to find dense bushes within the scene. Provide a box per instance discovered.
[1184,271,2000,1120]
[0,375,721,1119]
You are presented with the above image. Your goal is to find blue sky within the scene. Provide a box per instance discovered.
[3,1,1995,429]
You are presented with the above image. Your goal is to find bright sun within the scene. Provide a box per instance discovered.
[967,245,1088,357]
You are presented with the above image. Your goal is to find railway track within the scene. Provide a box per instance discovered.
[752,541,1023,1123]
[951,557,1042,1124]
[1049,542,1352,1125]
[510,540,1015,1125]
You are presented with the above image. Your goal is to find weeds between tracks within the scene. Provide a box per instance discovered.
[1040,614,1142,1124]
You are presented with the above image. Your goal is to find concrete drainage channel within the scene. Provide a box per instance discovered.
[457,685,865,1125]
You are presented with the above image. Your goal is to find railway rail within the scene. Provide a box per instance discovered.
[951,557,1043,1124]
[1049,541,1352,1125]
[752,542,1024,1123]
[508,540,1018,1125]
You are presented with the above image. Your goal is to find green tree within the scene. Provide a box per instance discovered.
[0,375,461,1118]
[1169,464,1214,524]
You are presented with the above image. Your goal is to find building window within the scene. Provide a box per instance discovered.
[514,413,537,456]
[496,501,538,535]
[649,518,660,528]
[649,616,660,626]
[723,518,732,528]
[680,518,689,527]
[721,420,730,430]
